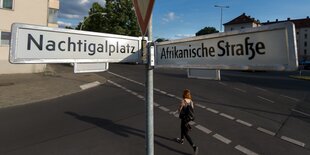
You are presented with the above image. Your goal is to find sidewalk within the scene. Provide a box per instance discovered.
[0,64,106,108]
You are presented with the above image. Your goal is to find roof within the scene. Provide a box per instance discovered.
[263,17,310,28]
[224,13,260,25]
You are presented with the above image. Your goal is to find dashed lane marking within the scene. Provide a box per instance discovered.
[195,125,212,134]
[257,127,275,136]
[235,145,259,155]
[220,113,235,120]
[254,86,267,92]
[236,119,252,127]
[281,136,305,147]
[159,106,170,112]
[107,72,307,151]
[195,103,206,109]
[213,134,232,144]
[206,108,219,114]
[219,82,227,86]
[257,96,275,103]
[234,88,247,93]
[281,95,299,102]
[291,109,310,117]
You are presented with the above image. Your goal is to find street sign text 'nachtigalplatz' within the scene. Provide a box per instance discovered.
[155,22,298,71]
[10,23,142,64]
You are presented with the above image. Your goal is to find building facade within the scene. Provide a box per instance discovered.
[224,13,310,62]
[0,0,59,74]
[223,13,261,32]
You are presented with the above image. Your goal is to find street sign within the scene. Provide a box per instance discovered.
[74,62,109,73]
[155,22,298,71]
[10,23,142,64]
[132,0,155,35]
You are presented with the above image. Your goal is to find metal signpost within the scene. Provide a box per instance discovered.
[10,23,142,64]
[155,22,298,71]
[132,0,155,155]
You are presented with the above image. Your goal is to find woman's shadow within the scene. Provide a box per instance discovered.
[65,111,190,155]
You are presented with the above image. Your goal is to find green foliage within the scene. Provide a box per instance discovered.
[155,38,169,42]
[77,0,140,37]
[195,27,219,36]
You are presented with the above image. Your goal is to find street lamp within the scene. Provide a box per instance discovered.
[214,5,229,32]
[80,12,106,30]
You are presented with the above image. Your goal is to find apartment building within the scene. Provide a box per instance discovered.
[0,0,59,74]
[224,13,310,62]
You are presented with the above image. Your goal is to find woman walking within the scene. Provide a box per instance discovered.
[176,89,198,155]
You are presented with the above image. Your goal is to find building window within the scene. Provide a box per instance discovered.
[48,8,58,24]
[0,0,13,9]
[0,31,11,45]
[305,49,307,55]
[305,41,308,47]
[305,34,308,39]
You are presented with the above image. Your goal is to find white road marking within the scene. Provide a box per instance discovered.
[160,90,167,94]
[234,88,247,93]
[281,95,299,102]
[153,102,160,107]
[281,136,305,147]
[108,76,309,152]
[167,93,175,97]
[220,113,235,120]
[254,86,267,92]
[206,108,219,114]
[213,134,232,144]
[257,96,275,103]
[219,82,227,86]
[236,119,252,127]
[257,127,275,136]
[195,103,206,109]
[291,109,310,117]
[189,121,196,125]
[108,71,144,86]
[235,145,259,155]
[159,106,170,112]
[195,125,212,134]
[80,81,101,90]
[137,95,144,99]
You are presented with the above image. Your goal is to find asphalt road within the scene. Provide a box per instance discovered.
[0,64,309,155]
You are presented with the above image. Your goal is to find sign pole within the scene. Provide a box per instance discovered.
[146,14,154,155]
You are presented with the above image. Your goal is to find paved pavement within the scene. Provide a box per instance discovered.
[0,64,106,108]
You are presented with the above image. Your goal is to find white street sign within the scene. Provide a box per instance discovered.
[10,23,142,64]
[155,22,298,71]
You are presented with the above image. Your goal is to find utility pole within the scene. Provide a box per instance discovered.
[214,5,229,32]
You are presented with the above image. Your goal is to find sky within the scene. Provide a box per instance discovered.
[58,0,310,40]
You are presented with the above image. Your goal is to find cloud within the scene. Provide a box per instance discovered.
[80,0,90,5]
[59,13,81,19]
[174,34,195,38]
[59,0,106,21]
[57,21,73,27]
[162,12,178,22]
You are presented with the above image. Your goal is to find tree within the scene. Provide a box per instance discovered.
[76,0,140,37]
[195,27,219,36]
[155,38,169,42]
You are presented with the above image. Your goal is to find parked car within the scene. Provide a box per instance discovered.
[299,60,310,70]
